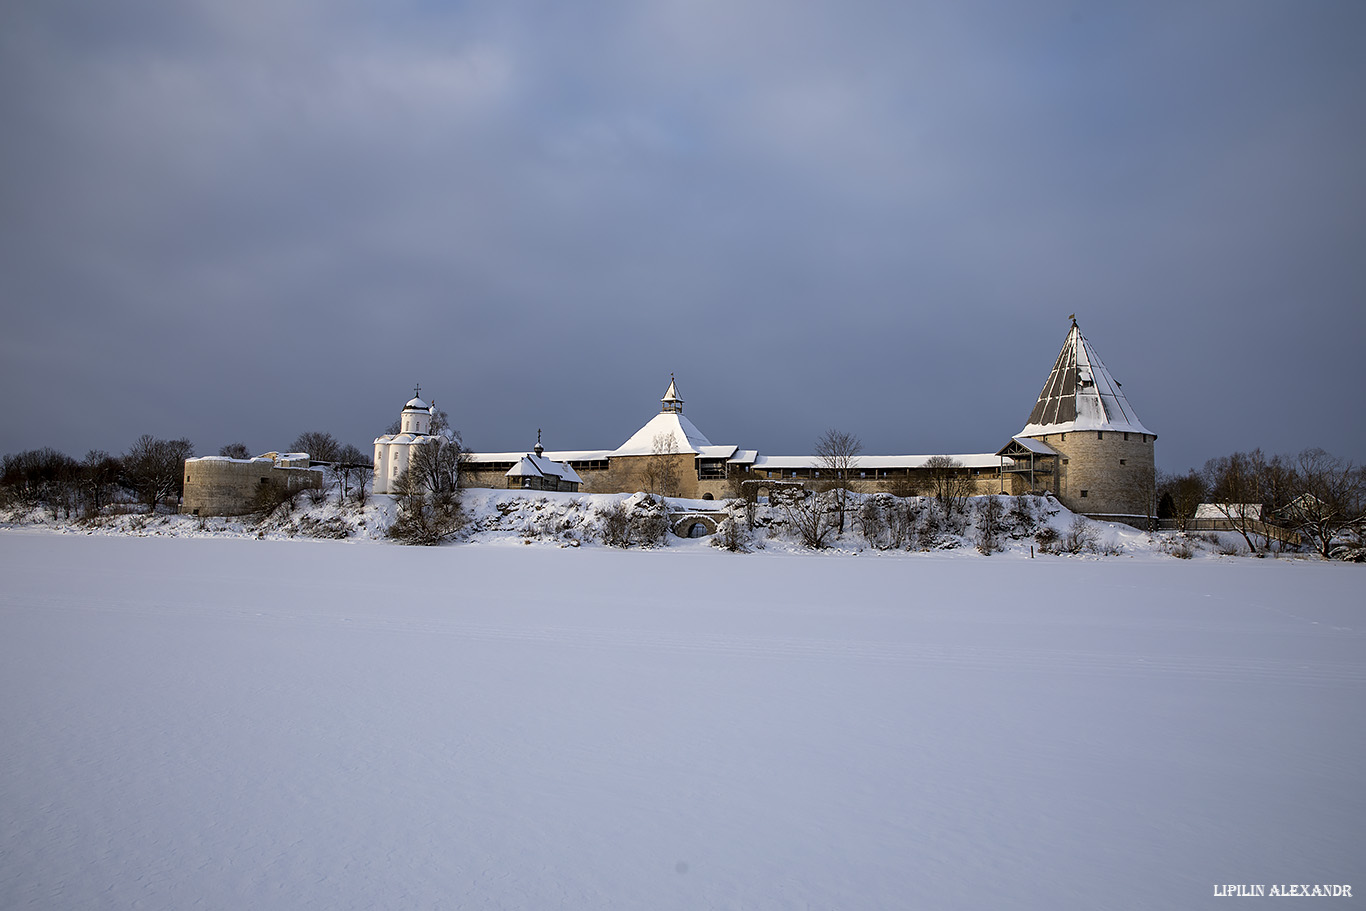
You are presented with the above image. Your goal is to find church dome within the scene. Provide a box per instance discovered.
[404,397,430,411]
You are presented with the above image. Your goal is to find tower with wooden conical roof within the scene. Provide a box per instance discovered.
[1017,320,1156,519]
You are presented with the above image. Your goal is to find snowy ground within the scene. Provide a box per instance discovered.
[1,530,1362,909]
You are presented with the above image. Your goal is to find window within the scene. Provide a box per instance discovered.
[1119,459,1127,466]
[1123,432,1129,441]
[1080,490,1088,497]
[1097,431,1103,440]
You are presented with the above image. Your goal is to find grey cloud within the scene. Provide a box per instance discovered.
[1,1,1362,472]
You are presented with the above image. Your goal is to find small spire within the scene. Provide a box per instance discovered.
[1068,314,1077,327]
[534,428,544,457]
[661,374,683,413]
[414,382,421,398]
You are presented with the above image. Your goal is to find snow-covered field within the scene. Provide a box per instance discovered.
[2,530,1362,909]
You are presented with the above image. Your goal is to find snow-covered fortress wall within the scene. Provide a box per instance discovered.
[395,322,1158,522]
[181,455,324,517]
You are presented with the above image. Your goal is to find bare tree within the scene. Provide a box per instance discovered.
[218,442,251,459]
[1157,470,1207,532]
[781,488,837,549]
[81,450,122,517]
[1281,448,1363,558]
[924,455,972,515]
[1,448,83,517]
[814,429,862,534]
[123,435,194,514]
[975,495,1004,555]
[332,444,371,505]
[389,434,466,545]
[1203,450,1270,553]
[643,431,681,498]
[290,432,340,464]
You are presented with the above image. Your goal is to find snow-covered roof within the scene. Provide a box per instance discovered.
[697,445,739,460]
[729,450,759,465]
[997,436,1059,457]
[187,455,276,465]
[752,453,1002,471]
[505,454,584,484]
[403,397,430,411]
[186,452,312,466]
[662,377,682,405]
[375,432,427,446]
[613,411,714,456]
[1018,323,1154,439]
[466,450,613,464]
[1195,503,1263,521]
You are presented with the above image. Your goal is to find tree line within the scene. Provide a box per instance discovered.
[1158,447,1365,559]
[1,432,374,519]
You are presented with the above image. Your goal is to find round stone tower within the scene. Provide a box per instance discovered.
[1017,320,1156,520]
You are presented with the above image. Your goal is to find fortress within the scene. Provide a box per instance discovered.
[376,320,1158,523]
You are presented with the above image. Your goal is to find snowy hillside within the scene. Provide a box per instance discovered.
[1,528,1362,909]
[0,487,1295,561]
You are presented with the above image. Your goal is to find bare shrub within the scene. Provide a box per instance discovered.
[1163,536,1195,559]
[599,501,631,547]
[919,500,947,550]
[924,456,972,515]
[1034,526,1060,554]
[782,489,837,549]
[1216,538,1246,557]
[975,496,1004,555]
[886,498,914,550]
[251,480,300,520]
[1007,495,1038,537]
[630,495,671,547]
[1060,517,1100,555]
[859,497,886,549]
[713,517,750,552]
[293,514,351,539]
[885,474,920,499]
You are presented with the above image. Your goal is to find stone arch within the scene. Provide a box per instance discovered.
[671,514,718,537]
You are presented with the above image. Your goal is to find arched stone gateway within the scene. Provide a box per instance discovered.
[671,514,719,537]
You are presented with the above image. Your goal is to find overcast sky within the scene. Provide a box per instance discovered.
[2,1,1363,472]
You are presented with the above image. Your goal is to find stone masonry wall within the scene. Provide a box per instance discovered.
[181,459,324,516]
[1036,431,1155,517]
